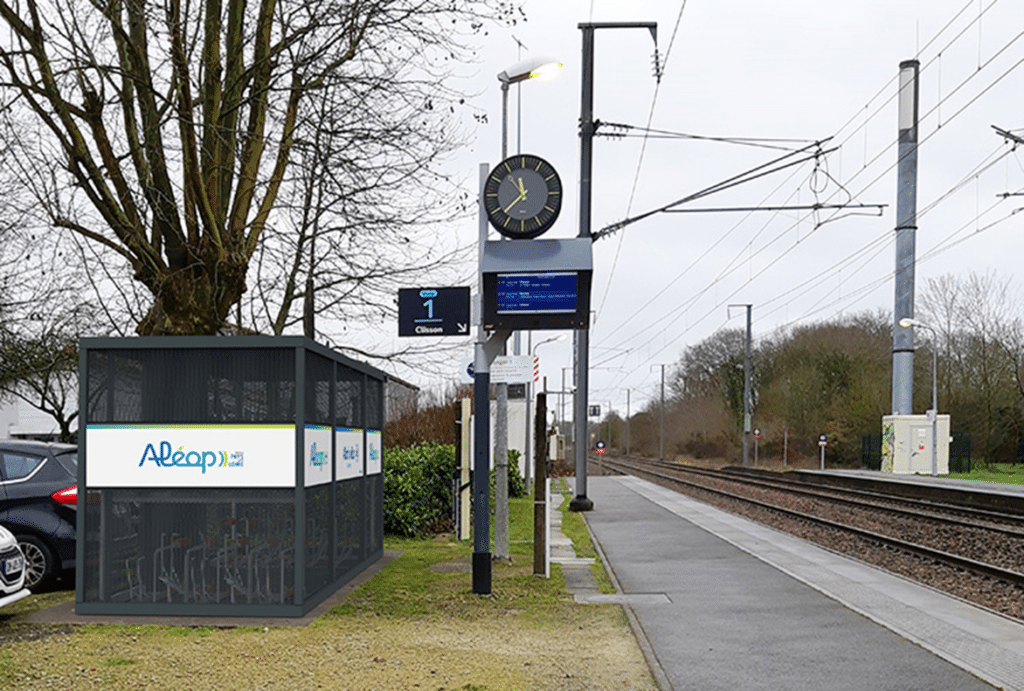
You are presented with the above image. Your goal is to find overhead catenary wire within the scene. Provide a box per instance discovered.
[586,0,1022,409]
[595,0,690,325]
[591,0,1008,363]
[602,25,1024,356]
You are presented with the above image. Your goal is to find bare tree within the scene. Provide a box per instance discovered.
[0,0,512,336]
[921,271,1019,463]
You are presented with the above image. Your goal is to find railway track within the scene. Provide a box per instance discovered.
[595,455,1024,622]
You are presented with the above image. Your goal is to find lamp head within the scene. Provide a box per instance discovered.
[498,57,563,85]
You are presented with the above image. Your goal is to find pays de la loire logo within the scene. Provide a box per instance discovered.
[139,441,243,474]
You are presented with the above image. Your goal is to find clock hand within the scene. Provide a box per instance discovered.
[518,177,526,195]
[504,192,526,213]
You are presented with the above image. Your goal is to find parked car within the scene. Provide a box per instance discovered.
[0,440,77,589]
[0,523,29,607]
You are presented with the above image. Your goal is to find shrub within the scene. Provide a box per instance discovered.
[383,443,457,537]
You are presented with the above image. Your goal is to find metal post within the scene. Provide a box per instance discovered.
[892,60,920,415]
[626,389,631,456]
[571,25,596,513]
[495,79,511,562]
[572,21,656,511]
[659,365,666,462]
[495,376,509,560]
[820,443,825,470]
[783,428,788,467]
[743,306,752,468]
[473,163,492,594]
[930,345,938,477]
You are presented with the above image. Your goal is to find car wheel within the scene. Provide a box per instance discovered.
[16,535,55,590]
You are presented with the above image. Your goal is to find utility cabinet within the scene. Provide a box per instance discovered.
[76,336,386,617]
[881,414,951,475]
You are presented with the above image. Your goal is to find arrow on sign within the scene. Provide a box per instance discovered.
[457,323,468,333]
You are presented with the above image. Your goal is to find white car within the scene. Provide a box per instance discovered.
[0,524,30,608]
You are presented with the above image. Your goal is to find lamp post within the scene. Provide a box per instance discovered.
[490,56,563,565]
[899,318,938,476]
[498,57,563,159]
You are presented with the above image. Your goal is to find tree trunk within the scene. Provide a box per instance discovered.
[136,258,247,335]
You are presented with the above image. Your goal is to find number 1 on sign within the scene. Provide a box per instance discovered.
[423,299,434,319]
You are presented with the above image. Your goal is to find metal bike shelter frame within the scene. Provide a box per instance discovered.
[76,336,385,617]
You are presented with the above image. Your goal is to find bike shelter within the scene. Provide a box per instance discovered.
[76,336,385,617]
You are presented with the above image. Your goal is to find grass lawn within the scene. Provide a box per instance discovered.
[947,462,1024,485]
[0,495,654,691]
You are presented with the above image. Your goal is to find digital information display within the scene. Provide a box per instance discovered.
[496,272,577,314]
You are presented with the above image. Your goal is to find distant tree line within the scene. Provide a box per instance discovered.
[616,272,1024,467]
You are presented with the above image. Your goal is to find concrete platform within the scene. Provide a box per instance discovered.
[579,475,1024,691]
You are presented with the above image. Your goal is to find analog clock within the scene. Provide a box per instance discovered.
[483,154,562,239]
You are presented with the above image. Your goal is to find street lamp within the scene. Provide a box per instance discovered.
[497,57,563,159]
[898,318,939,477]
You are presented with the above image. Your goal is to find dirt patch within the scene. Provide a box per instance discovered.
[0,607,654,690]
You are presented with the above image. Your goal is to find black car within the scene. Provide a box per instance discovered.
[0,440,77,589]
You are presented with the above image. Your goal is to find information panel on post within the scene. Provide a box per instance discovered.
[398,286,471,337]
[481,238,592,331]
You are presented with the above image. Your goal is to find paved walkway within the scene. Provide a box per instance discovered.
[560,475,1024,691]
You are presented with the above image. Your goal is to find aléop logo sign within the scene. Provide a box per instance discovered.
[305,425,332,487]
[138,441,244,474]
[86,424,296,488]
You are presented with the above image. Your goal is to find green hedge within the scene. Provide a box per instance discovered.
[383,443,457,537]
[383,444,527,537]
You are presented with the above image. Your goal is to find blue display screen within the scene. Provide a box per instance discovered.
[496,272,577,314]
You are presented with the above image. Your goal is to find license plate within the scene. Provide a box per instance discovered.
[3,555,23,576]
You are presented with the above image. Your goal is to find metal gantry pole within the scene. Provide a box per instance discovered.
[626,389,631,456]
[660,366,665,462]
[930,345,938,477]
[571,25,596,512]
[892,59,920,415]
[729,304,753,468]
[743,305,752,468]
[571,21,656,512]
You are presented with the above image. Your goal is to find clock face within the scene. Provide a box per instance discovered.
[483,155,562,239]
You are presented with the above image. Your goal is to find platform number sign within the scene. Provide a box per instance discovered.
[398,287,471,337]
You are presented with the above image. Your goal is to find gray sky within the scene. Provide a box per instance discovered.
[380,0,1024,420]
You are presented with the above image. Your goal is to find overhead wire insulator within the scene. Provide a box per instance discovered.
[651,50,663,83]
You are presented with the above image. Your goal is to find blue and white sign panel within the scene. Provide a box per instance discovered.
[366,430,382,475]
[85,424,296,488]
[336,427,364,481]
[305,425,332,487]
